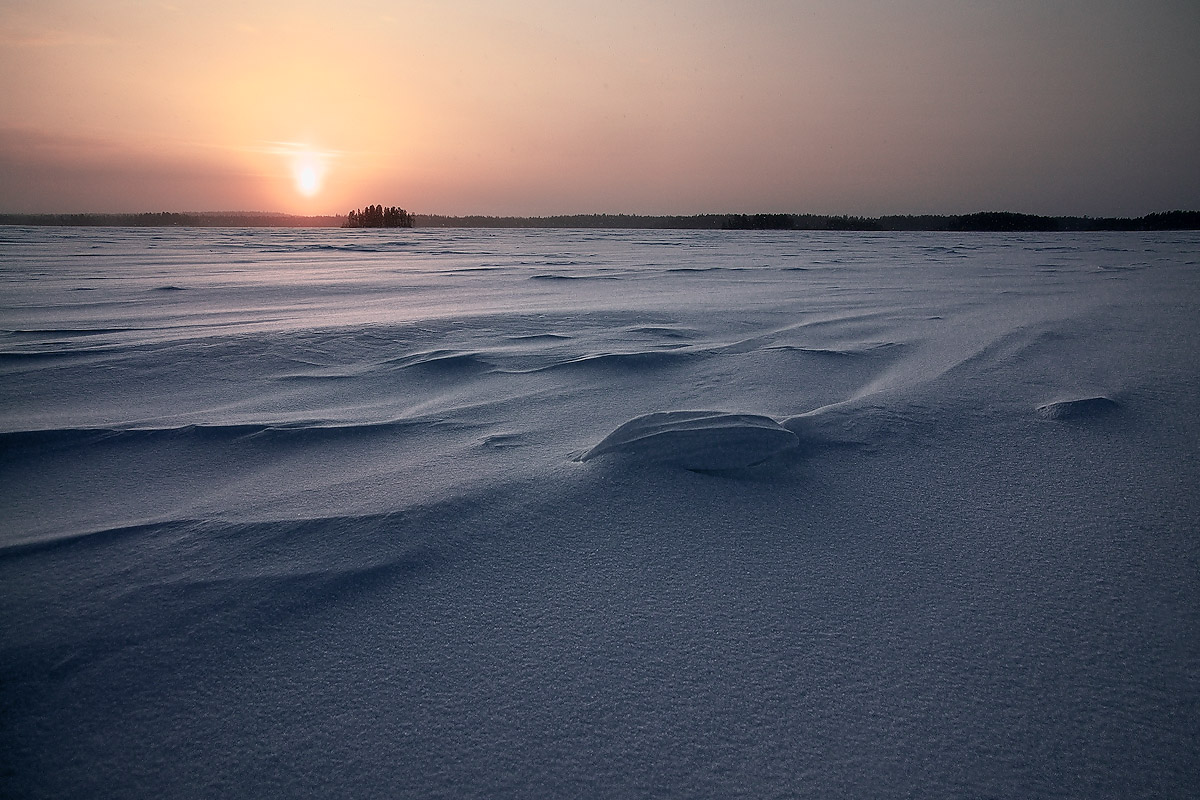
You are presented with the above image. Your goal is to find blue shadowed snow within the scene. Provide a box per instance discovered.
[1,227,1199,799]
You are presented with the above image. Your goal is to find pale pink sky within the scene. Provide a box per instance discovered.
[1,0,1197,216]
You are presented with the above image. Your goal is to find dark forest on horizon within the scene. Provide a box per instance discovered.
[1,210,1198,231]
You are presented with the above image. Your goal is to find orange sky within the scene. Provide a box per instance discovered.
[1,0,1197,216]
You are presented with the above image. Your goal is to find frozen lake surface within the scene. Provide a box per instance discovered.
[2,226,1199,797]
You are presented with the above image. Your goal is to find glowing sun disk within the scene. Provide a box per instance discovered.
[291,153,326,197]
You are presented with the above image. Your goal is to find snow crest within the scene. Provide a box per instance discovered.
[580,410,798,470]
[1036,396,1120,420]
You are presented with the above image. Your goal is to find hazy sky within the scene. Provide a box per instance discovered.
[1,0,1197,216]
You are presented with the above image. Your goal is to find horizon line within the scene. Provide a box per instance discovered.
[3,208,1199,219]
[3,209,1199,232]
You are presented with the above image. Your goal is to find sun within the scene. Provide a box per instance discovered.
[291,151,326,197]
[295,163,320,196]
[262,141,339,203]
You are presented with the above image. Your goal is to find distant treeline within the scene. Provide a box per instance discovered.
[3,209,1198,231]
[414,213,735,229]
[0,211,344,227]
[344,205,413,228]
[417,210,1200,231]
[723,210,1200,231]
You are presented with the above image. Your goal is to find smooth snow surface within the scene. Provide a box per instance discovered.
[2,227,1199,798]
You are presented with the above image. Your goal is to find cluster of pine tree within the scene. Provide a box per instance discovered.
[344,205,413,228]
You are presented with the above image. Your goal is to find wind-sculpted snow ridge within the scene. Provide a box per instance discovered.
[628,325,697,339]
[779,399,947,451]
[277,349,496,380]
[1036,396,1120,420]
[529,272,621,281]
[0,345,127,361]
[534,348,697,373]
[579,410,799,470]
[764,342,899,358]
[264,241,420,254]
[385,349,495,373]
[0,419,443,451]
[664,265,750,273]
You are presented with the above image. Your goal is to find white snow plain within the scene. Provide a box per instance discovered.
[1,226,1198,798]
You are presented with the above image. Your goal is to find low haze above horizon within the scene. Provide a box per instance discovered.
[1,0,1197,218]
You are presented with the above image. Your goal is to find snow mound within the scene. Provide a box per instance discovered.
[1036,396,1120,420]
[579,410,798,470]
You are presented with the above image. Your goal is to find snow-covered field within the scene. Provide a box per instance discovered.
[2,226,1198,798]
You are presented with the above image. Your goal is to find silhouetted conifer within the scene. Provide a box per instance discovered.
[343,205,414,228]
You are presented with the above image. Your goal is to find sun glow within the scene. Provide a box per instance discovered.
[251,142,348,210]
[291,151,326,197]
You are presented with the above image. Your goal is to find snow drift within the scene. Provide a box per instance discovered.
[579,410,798,469]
